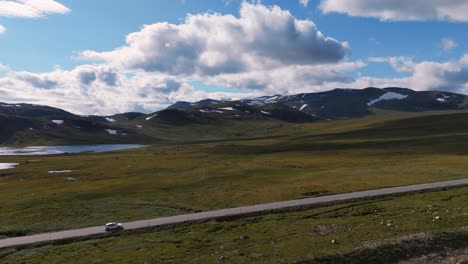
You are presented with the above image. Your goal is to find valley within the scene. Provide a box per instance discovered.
[3,0,467,262]
[1,87,468,263]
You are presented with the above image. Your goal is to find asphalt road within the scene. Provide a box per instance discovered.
[1,178,468,249]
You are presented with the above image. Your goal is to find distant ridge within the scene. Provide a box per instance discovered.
[167,87,467,120]
[1,87,467,146]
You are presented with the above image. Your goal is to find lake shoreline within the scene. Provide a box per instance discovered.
[0,144,148,156]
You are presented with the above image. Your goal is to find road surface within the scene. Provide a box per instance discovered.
[1,178,468,249]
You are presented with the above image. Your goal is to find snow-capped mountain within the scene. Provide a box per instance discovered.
[167,87,467,120]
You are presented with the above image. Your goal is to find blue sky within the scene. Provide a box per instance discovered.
[1,0,466,72]
[0,0,467,114]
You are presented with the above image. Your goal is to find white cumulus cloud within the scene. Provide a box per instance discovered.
[203,60,366,94]
[0,0,69,32]
[82,2,350,76]
[365,54,468,92]
[319,0,468,22]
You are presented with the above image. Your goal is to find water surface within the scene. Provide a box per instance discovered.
[0,163,19,169]
[0,144,146,156]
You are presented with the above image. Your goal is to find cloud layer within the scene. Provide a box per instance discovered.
[82,2,349,76]
[0,65,259,115]
[363,55,468,92]
[2,53,468,115]
[319,0,468,22]
[1,1,467,115]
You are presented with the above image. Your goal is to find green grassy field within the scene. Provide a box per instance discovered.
[2,112,468,263]
[1,186,468,263]
[1,113,468,238]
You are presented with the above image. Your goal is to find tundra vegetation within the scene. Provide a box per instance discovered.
[1,109,468,262]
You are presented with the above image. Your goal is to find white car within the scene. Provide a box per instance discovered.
[105,222,124,232]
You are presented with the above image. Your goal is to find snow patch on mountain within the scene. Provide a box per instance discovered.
[106,117,116,123]
[300,104,308,111]
[52,120,64,125]
[146,114,158,121]
[246,100,265,106]
[200,109,223,114]
[245,95,284,106]
[105,129,118,135]
[264,95,281,103]
[220,107,236,111]
[368,93,408,106]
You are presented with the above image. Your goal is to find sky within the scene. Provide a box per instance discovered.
[0,0,467,115]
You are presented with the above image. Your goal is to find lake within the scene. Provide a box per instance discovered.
[0,144,147,156]
[0,163,19,170]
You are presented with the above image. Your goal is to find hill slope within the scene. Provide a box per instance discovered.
[1,87,467,146]
[168,87,467,120]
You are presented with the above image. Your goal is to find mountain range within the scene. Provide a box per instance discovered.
[1,87,467,146]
